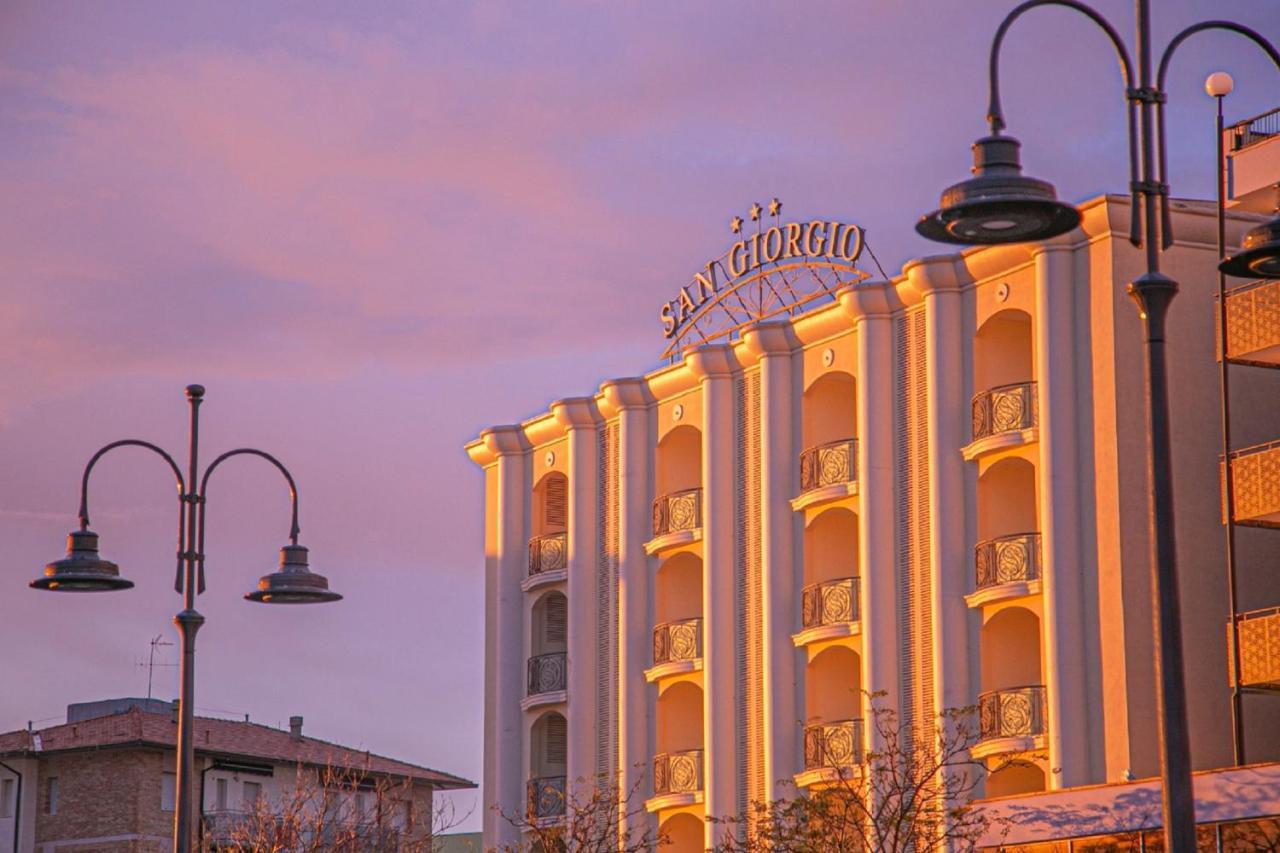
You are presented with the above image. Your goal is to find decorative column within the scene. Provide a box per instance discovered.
[685,344,739,847]
[1033,244,1089,788]
[907,258,972,719]
[475,425,530,847]
[743,322,800,797]
[552,398,603,793]
[840,283,902,738]
[599,378,655,834]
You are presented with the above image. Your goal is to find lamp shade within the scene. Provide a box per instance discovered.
[1220,215,1280,278]
[30,530,134,592]
[916,135,1081,245]
[245,545,342,604]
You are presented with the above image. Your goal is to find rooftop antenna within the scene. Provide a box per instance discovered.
[138,635,176,700]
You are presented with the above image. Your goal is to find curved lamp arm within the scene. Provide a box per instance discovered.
[196,448,301,594]
[78,439,187,590]
[1155,22,1280,248]
[988,0,1143,244]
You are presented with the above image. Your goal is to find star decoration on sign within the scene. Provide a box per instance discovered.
[768,198,782,216]
[749,202,762,221]
[730,216,743,234]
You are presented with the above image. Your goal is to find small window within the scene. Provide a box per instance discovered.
[161,773,176,812]
[242,780,261,809]
[215,778,228,811]
[0,777,13,818]
[46,777,58,815]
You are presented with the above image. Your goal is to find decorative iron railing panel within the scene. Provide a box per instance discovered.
[526,775,567,819]
[1232,607,1280,690]
[528,532,568,576]
[527,652,567,696]
[799,438,858,493]
[803,719,864,770]
[979,685,1047,741]
[652,488,702,537]
[975,533,1042,590]
[653,618,702,665]
[801,577,860,628]
[1224,279,1280,363]
[971,381,1038,442]
[653,749,704,796]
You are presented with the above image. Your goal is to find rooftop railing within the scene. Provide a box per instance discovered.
[1228,107,1280,151]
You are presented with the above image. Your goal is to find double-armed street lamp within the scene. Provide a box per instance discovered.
[914,2,1280,849]
[30,384,342,853]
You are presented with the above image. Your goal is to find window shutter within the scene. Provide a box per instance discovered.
[545,594,568,647]
[545,476,568,531]
[545,715,568,768]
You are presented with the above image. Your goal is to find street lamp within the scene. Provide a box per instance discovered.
[30,384,341,853]
[915,3,1280,850]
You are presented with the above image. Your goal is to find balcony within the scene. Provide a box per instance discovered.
[1224,279,1280,367]
[1225,440,1280,527]
[792,438,859,512]
[1229,106,1280,152]
[203,810,252,845]
[522,653,567,710]
[793,577,860,648]
[796,719,864,788]
[645,488,703,556]
[1226,108,1280,211]
[974,685,1047,760]
[646,618,703,684]
[964,381,1038,461]
[647,749,704,813]
[967,532,1042,608]
[1230,607,1280,692]
[524,532,567,591]
[526,775,567,823]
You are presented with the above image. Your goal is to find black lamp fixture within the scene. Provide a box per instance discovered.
[28,385,340,853]
[1220,213,1280,278]
[916,133,1081,245]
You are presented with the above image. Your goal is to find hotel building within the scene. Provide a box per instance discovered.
[467,114,1280,850]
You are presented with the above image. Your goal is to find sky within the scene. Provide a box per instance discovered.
[1,0,1277,831]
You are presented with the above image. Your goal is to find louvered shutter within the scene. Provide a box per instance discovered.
[545,476,568,532]
[546,715,568,769]
[545,593,568,648]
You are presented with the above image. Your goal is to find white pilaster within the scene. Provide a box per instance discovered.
[553,398,603,793]
[686,344,739,847]
[743,322,801,796]
[1033,245,1089,788]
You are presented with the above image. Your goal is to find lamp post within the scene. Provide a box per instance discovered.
[914,3,1280,849]
[29,385,341,853]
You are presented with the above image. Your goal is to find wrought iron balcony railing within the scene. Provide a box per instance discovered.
[971,381,1038,442]
[526,775,567,820]
[203,810,252,842]
[653,749,704,796]
[975,532,1042,590]
[1223,279,1280,365]
[527,652,567,696]
[1228,106,1280,151]
[803,719,864,770]
[528,532,568,576]
[653,618,702,666]
[979,685,1047,741]
[652,488,702,537]
[1231,607,1280,690]
[801,577,859,629]
[800,438,858,493]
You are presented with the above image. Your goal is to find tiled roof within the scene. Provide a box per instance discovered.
[0,708,473,790]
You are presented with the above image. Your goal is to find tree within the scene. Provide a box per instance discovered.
[713,699,1018,852]
[203,762,466,852]
[492,771,668,853]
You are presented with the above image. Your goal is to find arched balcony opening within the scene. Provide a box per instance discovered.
[803,646,863,772]
[528,591,567,697]
[661,813,704,853]
[654,682,705,799]
[800,508,859,631]
[653,553,703,668]
[986,761,1046,799]
[800,372,857,496]
[529,472,569,577]
[978,606,1047,759]
[653,426,702,539]
[975,458,1040,592]
[528,712,568,820]
[972,310,1037,444]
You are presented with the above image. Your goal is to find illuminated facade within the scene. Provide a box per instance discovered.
[467,189,1280,849]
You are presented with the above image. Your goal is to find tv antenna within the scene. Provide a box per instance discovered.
[137,635,176,700]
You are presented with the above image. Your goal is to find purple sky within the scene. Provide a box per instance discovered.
[2,0,1277,829]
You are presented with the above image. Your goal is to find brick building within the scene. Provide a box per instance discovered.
[0,698,474,853]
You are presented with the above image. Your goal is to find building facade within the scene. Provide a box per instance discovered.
[0,698,474,852]
[468,185,1280,848]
